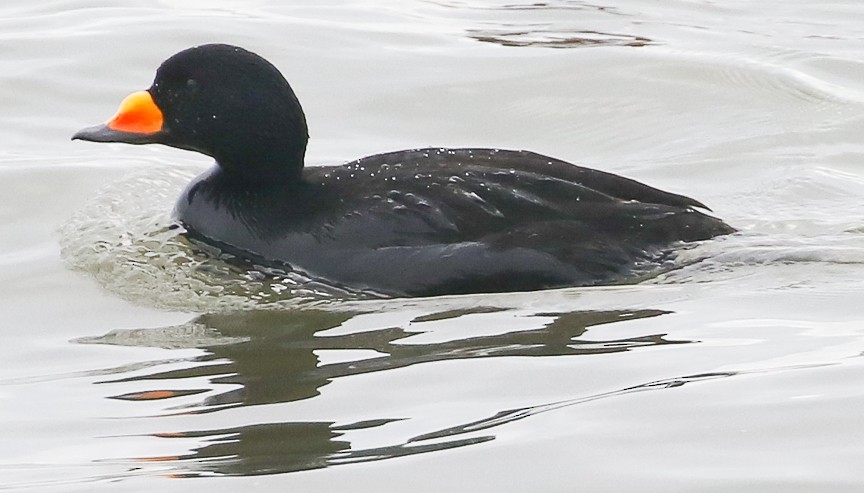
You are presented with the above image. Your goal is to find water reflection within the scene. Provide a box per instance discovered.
[87,308,681,410]
[80,307,687,477]
[470,29,651,48]
[155,421,493,478]
[426,0,652,48]
[426,0,628,15]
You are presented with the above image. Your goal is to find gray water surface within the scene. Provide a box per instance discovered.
[3,1,864,491]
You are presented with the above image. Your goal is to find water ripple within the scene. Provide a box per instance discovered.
[58,165,362,312]
[470,28,652,48]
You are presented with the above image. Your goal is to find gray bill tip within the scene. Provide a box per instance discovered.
[72,123,161,144]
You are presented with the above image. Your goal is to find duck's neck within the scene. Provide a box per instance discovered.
[214,143,306,186]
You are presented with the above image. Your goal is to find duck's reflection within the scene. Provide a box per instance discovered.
[93,308,680,410]
[156,420,494,478]
[82,306,686,477]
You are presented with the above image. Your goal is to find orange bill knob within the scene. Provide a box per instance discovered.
[107,90,164,134]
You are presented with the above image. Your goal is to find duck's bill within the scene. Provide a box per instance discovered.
[72,123,165,144]
[72,90,165,144]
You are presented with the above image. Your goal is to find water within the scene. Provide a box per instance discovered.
[2,0,864,491]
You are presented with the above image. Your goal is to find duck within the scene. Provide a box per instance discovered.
[72,43,734,297]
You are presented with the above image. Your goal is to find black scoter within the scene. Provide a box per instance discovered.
[73,43,734,297]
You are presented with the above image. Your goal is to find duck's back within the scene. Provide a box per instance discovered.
[175,148,733,296]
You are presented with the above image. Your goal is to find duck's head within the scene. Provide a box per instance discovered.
[73,44,309,181]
